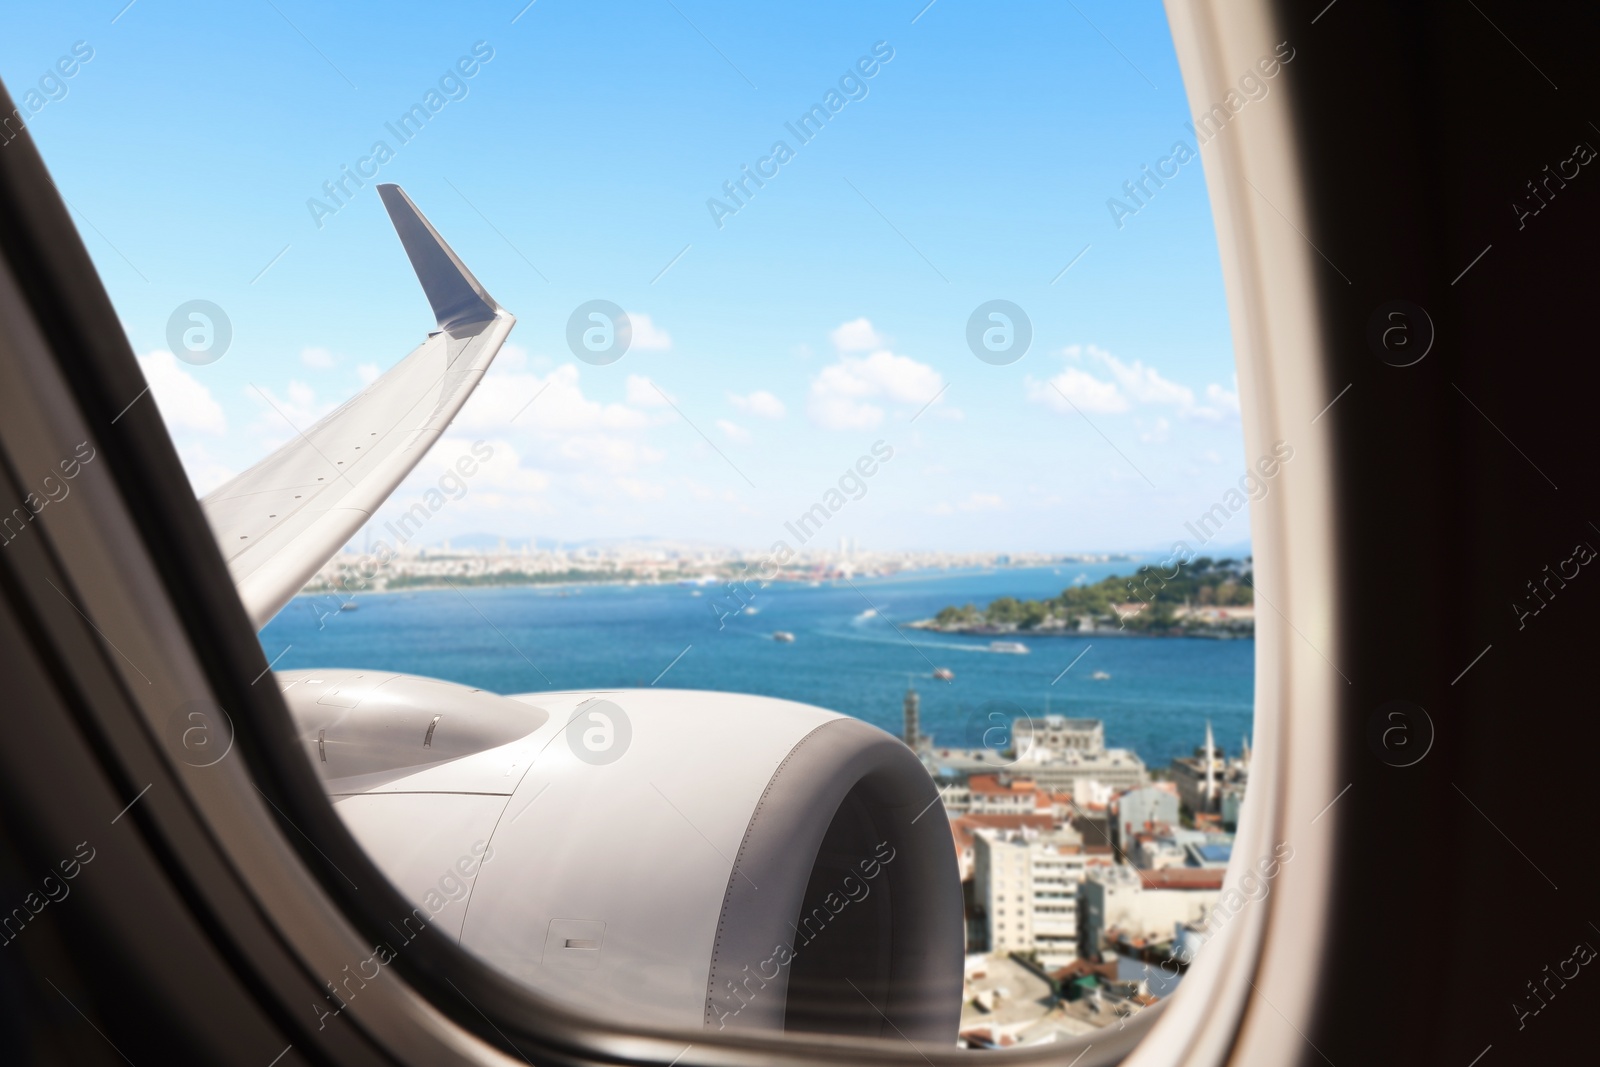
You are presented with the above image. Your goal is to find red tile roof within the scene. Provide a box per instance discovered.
[950,813,1056,852]
[968,774,1039,796]
[1138,868,1225,890]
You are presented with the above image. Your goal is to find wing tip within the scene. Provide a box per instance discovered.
[378,184,500,332]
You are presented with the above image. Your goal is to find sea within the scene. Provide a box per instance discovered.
[258,564,1254,769]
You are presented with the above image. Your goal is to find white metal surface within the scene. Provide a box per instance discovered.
[462,688,847,1030]
[200,186,515,629]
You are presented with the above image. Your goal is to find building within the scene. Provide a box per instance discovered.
[1170,721,1250,816]
[1125,825,1233,871]
[1069,804,1114,855]
[1014,716,1104,755]
[967,773,1050,816]
[1009,715,1149,794]
[903,683,923,750]
[923,717,1145,796]
[1128,828,1187,870]
[1078,865,1224,960]
[950,814,1054,882]
[972,826,1087,969]
[1111,785,1181,852]
[1174,603,1256,624]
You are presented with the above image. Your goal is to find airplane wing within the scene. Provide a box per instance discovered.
[200,184,515,629]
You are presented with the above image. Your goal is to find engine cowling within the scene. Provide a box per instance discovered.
[279,669,964,1041]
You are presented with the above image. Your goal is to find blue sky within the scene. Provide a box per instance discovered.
[2,0,1256,554]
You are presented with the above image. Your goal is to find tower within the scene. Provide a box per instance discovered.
[903,681,921,749]
[1204,720,1217,810]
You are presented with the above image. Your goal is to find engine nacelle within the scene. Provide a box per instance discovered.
[279,669,964,1041]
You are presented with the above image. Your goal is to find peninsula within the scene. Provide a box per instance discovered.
[913,557,1255,638]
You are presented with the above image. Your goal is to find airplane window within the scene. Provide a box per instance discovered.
[3,0,1261,1055]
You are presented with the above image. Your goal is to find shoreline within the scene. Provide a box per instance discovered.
[294,560,1137,601]
[908,620,1254,641]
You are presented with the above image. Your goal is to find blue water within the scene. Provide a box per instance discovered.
[259,565,1253,768]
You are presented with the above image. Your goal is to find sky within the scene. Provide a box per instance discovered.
[1,0,1256,555]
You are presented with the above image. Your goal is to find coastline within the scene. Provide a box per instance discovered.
[295,559,1142,601]
[907,619,1254,640]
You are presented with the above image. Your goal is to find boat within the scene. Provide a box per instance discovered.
[773,631,795,643]
[743,606,759,615]
[339,601,358,611]
[933,667,954,681]
[988,641,1029,654]
[1091,670,1111,681]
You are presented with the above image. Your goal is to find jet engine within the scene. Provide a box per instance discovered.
[280,669,965,1041]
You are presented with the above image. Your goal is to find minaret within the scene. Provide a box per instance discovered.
[903,681,921,749]
[1241,734,1252,766]
[1204,720,1217,809]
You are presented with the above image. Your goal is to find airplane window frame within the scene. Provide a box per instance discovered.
[0,0,1339,1063]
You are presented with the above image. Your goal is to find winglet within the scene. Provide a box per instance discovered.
[201,186,514,629]
[378,183,500,332]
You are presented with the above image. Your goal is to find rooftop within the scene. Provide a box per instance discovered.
[968,773,1041,796]
[1139,868,1226,891]
[950,814,1055,853]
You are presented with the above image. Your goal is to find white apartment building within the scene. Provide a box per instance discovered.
[972,827,1086,969]
[1009,715,1148,794]
[1078,865,1223,958]
[966,774,1048,816]
[1014,716,1104,754]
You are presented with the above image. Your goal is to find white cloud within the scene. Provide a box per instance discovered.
[727,389,785,419]
[372,438,553,533]
[958,492,1004,512]
[681,478,739,503]
[443,437,549,496]
[1139,417,1171,444]
[136,351,226,434]
[249,379,331,435]
[715,419,751,443]
[556,434,664,475]
[1189,382,1240,422]
[626,375,670,407]
[356,362,381,386]
[614,476,668,500]
[1034,345,1239,423]
[301,347,337,369]
[418,361,675,515]
[807,350,945,430]
[1091,348,1194,408]
[829,317,884,353]
[471,439,549,493]
[629,313,672,351]
[926,494,1003,516]
[1027,366,1129,414]
[455,363,651,434]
